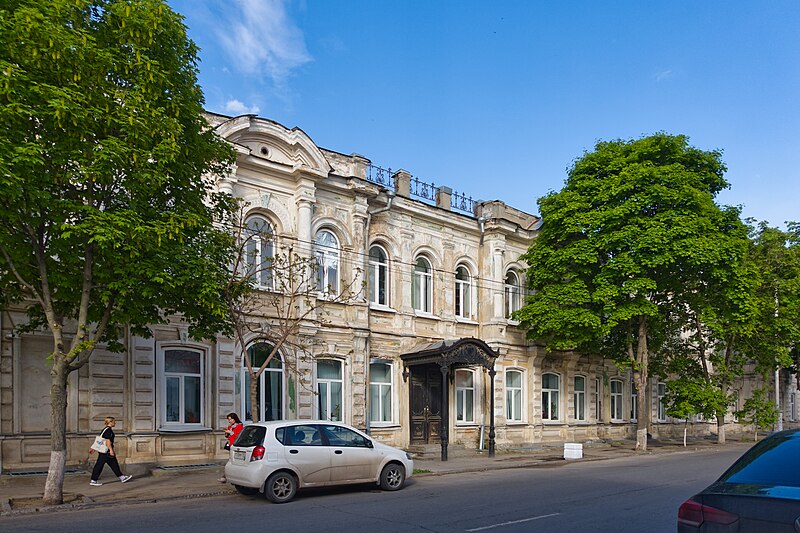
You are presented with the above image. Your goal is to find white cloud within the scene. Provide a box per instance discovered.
[218,0,312,86]
[224,99,261,115]
[654,69,673,82]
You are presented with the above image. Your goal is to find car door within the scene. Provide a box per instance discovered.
[321,424,382,482]
[282,424,331,485]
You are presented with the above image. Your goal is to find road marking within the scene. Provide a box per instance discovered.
[466,513,561,531]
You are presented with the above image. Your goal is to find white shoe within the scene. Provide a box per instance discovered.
[89,480,102,486]
[120,475,132,483]
[218,477,227,483]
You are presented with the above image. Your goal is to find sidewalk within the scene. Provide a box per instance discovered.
[0,437,751,516]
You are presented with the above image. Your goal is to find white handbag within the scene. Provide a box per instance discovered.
[90,434,108,454]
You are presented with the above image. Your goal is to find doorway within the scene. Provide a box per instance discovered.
[409,365,442,444]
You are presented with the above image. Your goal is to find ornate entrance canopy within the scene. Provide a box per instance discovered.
[400,338,498,460]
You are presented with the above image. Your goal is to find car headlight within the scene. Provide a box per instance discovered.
[406,452,413,460]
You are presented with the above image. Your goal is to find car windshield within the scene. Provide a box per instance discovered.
[719,431,800,487]
[235,425,266,447]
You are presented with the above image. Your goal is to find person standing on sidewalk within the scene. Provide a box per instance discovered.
[89,417,133,486]
[218,412,243,483]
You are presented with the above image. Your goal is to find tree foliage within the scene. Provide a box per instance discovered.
[0,0,236,504]
[515,133,737,450]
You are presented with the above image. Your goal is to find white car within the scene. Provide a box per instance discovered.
[224,420,414,503]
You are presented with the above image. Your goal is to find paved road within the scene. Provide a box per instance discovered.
[0,445,746,533]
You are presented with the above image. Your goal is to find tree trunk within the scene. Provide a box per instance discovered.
[42,359,69,505]
[716,412,726,444]
[250,378,260,423]
[634,318,649,452]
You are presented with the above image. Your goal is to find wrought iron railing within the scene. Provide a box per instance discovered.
[365,164,476,216]
[366,164,393,187]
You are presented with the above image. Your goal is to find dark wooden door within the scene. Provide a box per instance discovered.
[410,365,442,444]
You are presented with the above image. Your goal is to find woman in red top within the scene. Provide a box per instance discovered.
[224,412,243,448]
[219,412,243,483]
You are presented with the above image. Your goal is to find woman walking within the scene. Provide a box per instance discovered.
[218,412,243,483]
[89,417,132,486]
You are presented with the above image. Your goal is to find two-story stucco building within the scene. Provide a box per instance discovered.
[1,113,795,472]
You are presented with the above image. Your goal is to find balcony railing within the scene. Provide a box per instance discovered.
[366,164,476,216]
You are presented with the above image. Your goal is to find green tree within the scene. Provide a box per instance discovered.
[0,0,236,504]
[515,133,735,451]
[735,388,779,440]
[660,221,799,443]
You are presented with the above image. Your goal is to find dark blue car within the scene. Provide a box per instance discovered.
[678,428,800,532]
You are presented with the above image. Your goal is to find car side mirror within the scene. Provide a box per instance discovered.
[366,439,374,448]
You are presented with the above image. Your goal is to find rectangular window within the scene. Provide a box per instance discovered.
[790,392,796,422]
[506,370,523,422]
[542,373,560,421]
[369,360,393,424]
[317,360,343,421]
[657,383,667,422]
[456,370,475,423]
[630,380,637,422]
[163,349,203,426]
[610,380,623,421]
[595,378,602,422]
[574,376,586,421]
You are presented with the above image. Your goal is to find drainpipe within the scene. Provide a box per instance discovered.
[363,189,395,435]
[477,216,486,245]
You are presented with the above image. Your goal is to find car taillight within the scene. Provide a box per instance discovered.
[678,499,738,528]
[250,445,265,462]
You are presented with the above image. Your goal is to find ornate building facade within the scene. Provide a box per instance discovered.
[0,113,795,472]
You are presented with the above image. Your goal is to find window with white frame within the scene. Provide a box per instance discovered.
[541,373,560,421]
[369,360,393,424]
[317,359,343,421]
[657,382,667,421]
[574,376,586,421]
[630,379,637,421]
[243,343,283,422]
[455,264,472,319]
[412,255,433,313]
[595,377,602,422]
[790,392,796,422]
[506,369,523,422]
[314,229,339,296]
[244,215,274,289]
[162,348,204,426]
[455,369,475,423]
[505,270,522,318]
[610,379,623,421]
[368,245,390,306]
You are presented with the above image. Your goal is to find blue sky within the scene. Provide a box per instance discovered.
[168,0,799,228]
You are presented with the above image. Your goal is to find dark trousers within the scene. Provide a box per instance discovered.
[91,452,122,480]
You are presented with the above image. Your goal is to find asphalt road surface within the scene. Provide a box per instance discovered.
[1,444,749,533]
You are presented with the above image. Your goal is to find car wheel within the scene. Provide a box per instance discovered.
[264,471,297,503]
[233,484,258,496]
[379,463,405,491]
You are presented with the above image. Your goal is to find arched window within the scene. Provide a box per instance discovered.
[243,342,283,422]
[505,270,522,318]
[412,255,433,313]
[610,379,624,421]
[317,359,343,421]
[455,264,472,318]
[368,245,389,306]
[542,373,560,421]
[245,216,274,289]
[574,376,586,421]
[506,369,523,422]
[314,229,340,296]
[455,369,475,423]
